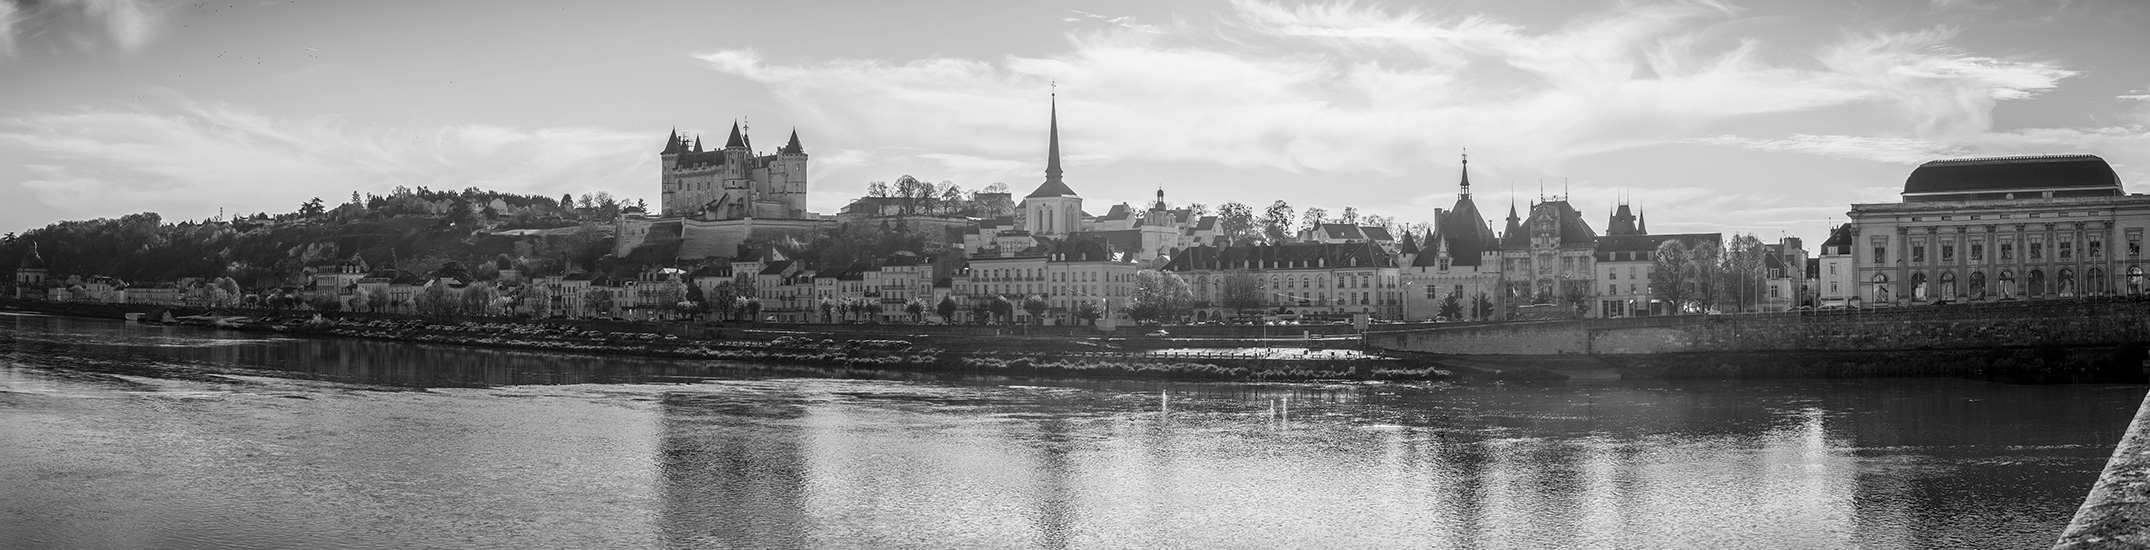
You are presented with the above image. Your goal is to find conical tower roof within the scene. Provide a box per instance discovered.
[724,121,744,148]
[780,128,805,155]
[661,128,682,154]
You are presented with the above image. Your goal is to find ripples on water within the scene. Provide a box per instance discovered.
[0,313,2139,549]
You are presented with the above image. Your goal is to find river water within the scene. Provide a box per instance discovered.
[0,312,2139,549]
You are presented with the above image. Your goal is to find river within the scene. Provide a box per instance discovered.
[0,312,2139,549]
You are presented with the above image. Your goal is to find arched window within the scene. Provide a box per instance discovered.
[1940,271,1957,300]
[2029,269,2046,298]
[2059,269,2076,297]
[1911,272,1928,301]
[1873,273,1891,303]
[1999,271,2016,299]
[2131,266,2144,295]
[2089,268,2106,296]
[1969,271,1987,300]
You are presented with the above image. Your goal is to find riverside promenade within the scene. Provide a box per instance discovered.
[2057,389,2150,549]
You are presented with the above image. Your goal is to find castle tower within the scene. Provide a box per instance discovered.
[1021,92,1082,237]
[776,128,809,218]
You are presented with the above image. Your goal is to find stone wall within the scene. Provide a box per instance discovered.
[1370,297,2150,356]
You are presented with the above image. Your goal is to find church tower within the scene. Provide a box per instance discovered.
[1021,92,1082,237]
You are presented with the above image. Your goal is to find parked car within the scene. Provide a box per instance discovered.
[1146,330,1171,337]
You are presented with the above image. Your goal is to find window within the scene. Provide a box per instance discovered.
[1941,241,1955,263]
[2091,238,2104,259]
[2001,242,2015,261]
[1970,271,1986,300]
[2089,267,2106,296]
[1970,242,1984,262]
[2030,240,2044,261]
[2029,270,2046,297]
[1608,269,1617,280]
[1912,239,1926,263]
[2131,230,2143,257]
[1940,271,1957,299]
[2060,269,2076,297]
[1873,273,1891,303]
[1912,272,1928,300]
[1999,271,2016,299]
[2060,239,2073,260]
[1609,284,1618,294]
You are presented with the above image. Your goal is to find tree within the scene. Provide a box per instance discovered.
[991,295,1016,324]
[1022,295,1049,325]
[1471,292,1494,320]
[1187,202,1210,217]
[867,181,890,198]
[299,197,326,218]
[1339,206,1359,226]
[1075,300,1102,325]
[560,194,576,210]
[526,284,552,318]
[582,286,615,318]
[1717,234,1768,312]
[1438,290,1463,320]
[1260,200,1295,242]
[683,282,707,319]
[1217,202,1256,242]
[1649,239,1695,314]
[1219,271,1265,318]
[936,296,958,322]
[1300,207,1328,234]
[904,299,925,322]
[1128,269,1193,324]
[367,287,390,313]
[970,299,994,325]
[1690,241,1723,313]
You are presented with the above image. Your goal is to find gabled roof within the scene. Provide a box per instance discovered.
[758,260,795,276]
[1361,226,1394,241]
[1593,233,1721,260]
[1904,154,2120,197]
[1318,223,1366,240]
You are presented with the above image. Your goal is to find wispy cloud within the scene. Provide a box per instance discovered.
[695,0,2087,189]
[1683,134,1970,164]
[0,0,160,59]
[0,96,652,219]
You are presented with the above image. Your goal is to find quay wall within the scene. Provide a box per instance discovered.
[1368,299,2150,356]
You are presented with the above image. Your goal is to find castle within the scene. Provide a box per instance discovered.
[657,122,810,219]
[615,122,832,261]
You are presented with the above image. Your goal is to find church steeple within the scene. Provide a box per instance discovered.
[661,128,682,154]
[1045,92,1063,186]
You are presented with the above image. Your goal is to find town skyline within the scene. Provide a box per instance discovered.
[4,0,2149,246]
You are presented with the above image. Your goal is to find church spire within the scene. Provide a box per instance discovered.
[661,128,681,154]
[1637,209,1649,234]
[692,135,703,153]
[1045,90,1063,185]
[1458,149,1471,198]
[724,120,744,148]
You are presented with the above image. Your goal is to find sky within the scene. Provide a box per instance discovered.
[2,0,2147,246]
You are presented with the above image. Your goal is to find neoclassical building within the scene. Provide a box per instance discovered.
[1848,154,2150,306]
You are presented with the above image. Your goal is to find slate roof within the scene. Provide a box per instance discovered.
[1592,233,1721,261]
[1903,154,2121,197]
[1161,242,1396,272]
[1063,230,1142,257]
[1317,224,1366,240]
[1361,226,1394,241]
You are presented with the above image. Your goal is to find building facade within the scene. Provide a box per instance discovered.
[1849,154,2149,306]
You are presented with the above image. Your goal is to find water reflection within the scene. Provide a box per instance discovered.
[0,313,2139,549]
[644,379,2133,549]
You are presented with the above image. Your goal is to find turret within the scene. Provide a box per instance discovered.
[660,128,682,171]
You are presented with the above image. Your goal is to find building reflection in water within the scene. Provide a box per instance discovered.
[641,378,2132,549]
[8,314,2134,548]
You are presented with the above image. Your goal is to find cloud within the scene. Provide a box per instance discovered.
[0,0,160,59]
[1683,134,1970,164]
[694,0,2083,190]
[0,97,654,219]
